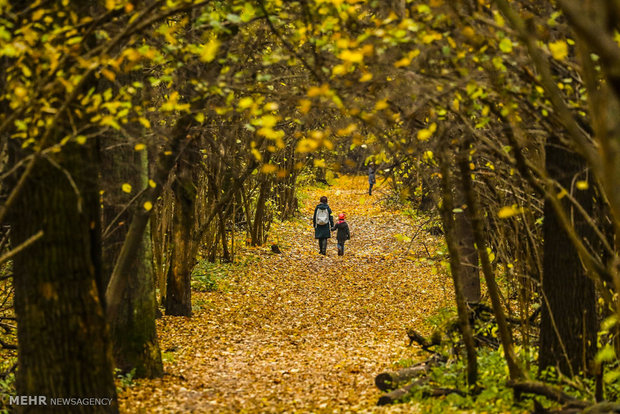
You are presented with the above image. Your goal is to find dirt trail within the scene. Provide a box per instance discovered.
[120,176,451,413]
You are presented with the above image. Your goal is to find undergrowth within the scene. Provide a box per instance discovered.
[191,252,261,293]
[0,357,16,414]
[403,310,620,413]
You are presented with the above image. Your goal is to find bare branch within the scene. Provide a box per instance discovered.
[0,230,44,266]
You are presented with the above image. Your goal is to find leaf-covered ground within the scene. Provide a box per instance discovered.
[120,175,452,413]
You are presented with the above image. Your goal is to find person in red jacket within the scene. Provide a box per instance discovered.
[331,213,350,256]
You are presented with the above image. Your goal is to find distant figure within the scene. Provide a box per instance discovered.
[331,213,351,256]
[368,163,376,195]
[313,196,333,255]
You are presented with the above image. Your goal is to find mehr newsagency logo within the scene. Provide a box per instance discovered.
[9,395,114,406]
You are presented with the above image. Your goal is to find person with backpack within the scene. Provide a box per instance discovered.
[313,196,333,255]
[368,162,377,195]
[331,213,351,256]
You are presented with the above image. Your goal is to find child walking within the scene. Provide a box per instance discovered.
[331,213,350,256]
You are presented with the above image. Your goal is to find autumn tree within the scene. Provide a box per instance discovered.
[3,0,119,409]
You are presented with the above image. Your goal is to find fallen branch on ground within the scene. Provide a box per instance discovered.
[375,363,430,391]
[582,402,620,413]
[376,377,466,406]
[377,378,428,406]
[507,380,589,409]
[406,328,441,352]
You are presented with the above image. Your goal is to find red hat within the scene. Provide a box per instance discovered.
[338,213,345,220]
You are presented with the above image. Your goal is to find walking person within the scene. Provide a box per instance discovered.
[331,213,351,256]
[368,162,376,195]
[313,196,333,255]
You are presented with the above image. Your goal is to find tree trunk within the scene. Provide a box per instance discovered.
[539,138,597,377]
[375,364,430,391]
[454,181,481,304]
[9,141,118,412]
[165,147,198,317]
[110,210,163,377]
[103,147,163,378]
[218,210,231,262]
[251,178,270,246]
[438,146,478,387]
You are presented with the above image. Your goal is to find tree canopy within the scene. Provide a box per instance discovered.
[1,0,620,412]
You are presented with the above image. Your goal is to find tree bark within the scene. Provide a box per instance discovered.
[438,144,478,387]
[251,177,271,246]
[454,181,481,303]
[377,379,427,406]
[165,142,199,317]
[9,141,118,412]
[375,364,430,391]
[539,138,597,377]
[103,146,163,378]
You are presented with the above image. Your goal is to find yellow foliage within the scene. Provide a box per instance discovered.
[100,116,121,130]
[199,38,220,62]
[332,64,348,76]
[417,129,432,141]
[101,68,116,81]
[261,164,278,173]
[257,127,284,140]
[337,123,357,136]
[338,49,364,63]
[264,102,279,111]
[296,138,320,153]
[374,100,388,111]
[307,84,330,97]
[251,148,262,161]
[255,114,278,128]
[549,40,568,61]
[497,205,525,219]
[359,72,373,82]
[422,31,442,44]
[14,86,27,99]
[298,99,312,114]
[138,117,151,128]
[238,97,253,109]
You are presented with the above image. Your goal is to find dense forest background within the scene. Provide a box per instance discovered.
[1,0,620,412]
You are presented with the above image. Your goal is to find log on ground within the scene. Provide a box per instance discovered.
[377,378,427,406]
[375,364,429,391]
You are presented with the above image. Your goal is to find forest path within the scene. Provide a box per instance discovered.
[120,176,451,413]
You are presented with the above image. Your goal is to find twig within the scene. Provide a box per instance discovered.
[102,187,149,240]
[0,321,14,333]
[0,230,44,266]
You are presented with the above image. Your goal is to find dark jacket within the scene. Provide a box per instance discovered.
[313,203,333,239]
[331,220,350,243]
[368,167,376,184]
